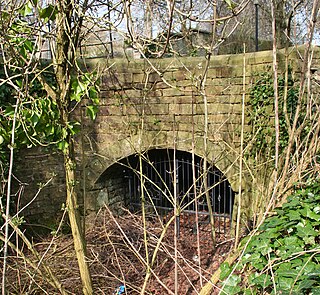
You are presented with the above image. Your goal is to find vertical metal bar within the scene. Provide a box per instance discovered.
[134,168,137,206]
[188,158,193,212]
[148,158,152,207]
[175,158,180,238]
[164,158,168,208]
[157,156,161,208]
[229,184,233,229]
[214,173,219,232]
[219,175,222,233]
[125,150,235,235]
[224,180,227,233]
[219,175,221,233]
[146,158,149,207]
[212,173,216,214]
[128,174,132,207]
[137,166,140,206]
[163,159,167,209]
[210,178,214,228]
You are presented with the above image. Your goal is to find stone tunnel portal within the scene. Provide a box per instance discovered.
[96,149,235,233]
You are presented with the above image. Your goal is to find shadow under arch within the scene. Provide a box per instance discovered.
[94,148,235,233]
[87,131,239,193]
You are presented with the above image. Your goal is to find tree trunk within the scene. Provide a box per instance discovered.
[64,138,93,295]
[274,0,287,48]
[55,1,93,293]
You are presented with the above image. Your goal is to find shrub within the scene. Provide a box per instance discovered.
[220,181,320,295]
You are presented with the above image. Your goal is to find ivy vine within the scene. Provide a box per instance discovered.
[246,69,300,158]
[220,180,320,295]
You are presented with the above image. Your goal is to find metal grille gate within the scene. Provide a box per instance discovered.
[123,149,234,233]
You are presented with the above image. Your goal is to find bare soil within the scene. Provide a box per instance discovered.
[1,209,234,294]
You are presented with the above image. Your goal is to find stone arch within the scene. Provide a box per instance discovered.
[85,131,241,193]
[90,147,235,231]
[84,131,243,219]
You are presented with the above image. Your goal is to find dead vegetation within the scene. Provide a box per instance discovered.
[1,209,233,294]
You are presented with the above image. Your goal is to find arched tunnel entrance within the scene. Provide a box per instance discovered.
[96,149,235,233]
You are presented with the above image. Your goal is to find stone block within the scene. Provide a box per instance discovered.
[169,103,193,115]
[16,47,320,228]
[162,87,183,96]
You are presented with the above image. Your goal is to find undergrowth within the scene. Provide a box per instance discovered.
[220,180,320,295]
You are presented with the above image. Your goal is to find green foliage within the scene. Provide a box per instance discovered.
[0,70,99,157]
[19,1,33,17]
[18,0,56,21]
[39,4,57,22]
[223,0,237,10]
[246,70,299,158]
[70,72,100,121]
[220,181,320,294]
[0,3,100,156]
[0,0,100,202]
[0,69,60,153]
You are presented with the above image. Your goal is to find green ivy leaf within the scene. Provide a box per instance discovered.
[67,122,81,135]
[297,279,317,291]
[277,276,294,291]
[283,236,302,247]
[261,216,286,229]
[283,197,300,209]
[57,140,69,152]
[303,236,315,245]
[306,208,320,220]
[314,206,320,214]
[30,112,40,126]
[311,287,320,295]
[4,106,15,116]
[249,273,272,288]
[39,4,57,21]
[296,222,318,238]
[287,210,301,221]
[276,264,299,278]
[19,1,33,16]
[86,105,98,120]
[255,239,273,256]
[89,87,99,101]
[219,262,232,280]
[290,258,303,268]
[221,274,241,295]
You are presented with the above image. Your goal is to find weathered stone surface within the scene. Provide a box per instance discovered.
[14,147,66,228]
[15,46,320,227]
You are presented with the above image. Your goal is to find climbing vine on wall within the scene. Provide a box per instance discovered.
[246,69,300,159]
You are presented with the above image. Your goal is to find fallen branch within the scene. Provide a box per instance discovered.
[199,249,241,295]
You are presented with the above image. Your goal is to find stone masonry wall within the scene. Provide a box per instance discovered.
[15,46,320,225]
[81,46,320,214]
[14,147,66,228]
